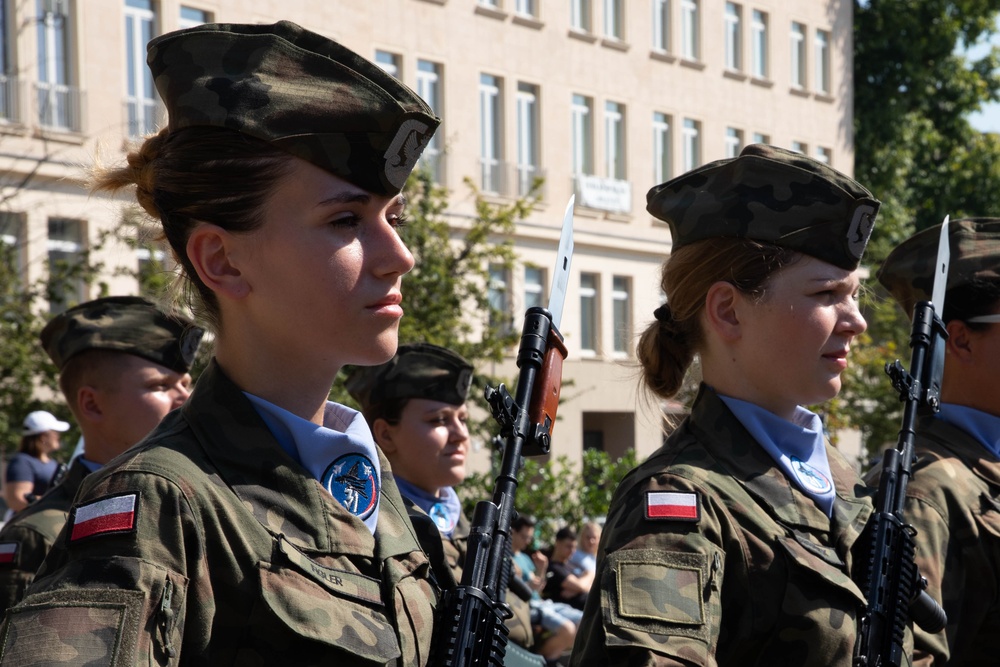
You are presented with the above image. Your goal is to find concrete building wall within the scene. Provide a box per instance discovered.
[0,0,857,474]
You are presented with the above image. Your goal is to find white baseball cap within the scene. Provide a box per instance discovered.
[22,410,71,436]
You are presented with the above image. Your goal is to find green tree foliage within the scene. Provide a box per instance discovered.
[459,448,639,545]
[843,0,1000,461]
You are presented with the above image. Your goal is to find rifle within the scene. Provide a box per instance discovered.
[855,218,950,667]
[432,197,574,666]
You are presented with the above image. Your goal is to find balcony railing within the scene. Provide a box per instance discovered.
[35,81,83,132]
[416,148,447,185]
[124,98,163,138]
[0,74,22,123]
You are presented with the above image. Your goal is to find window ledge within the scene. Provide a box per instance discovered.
[750,76,773,88]
[512,14,543,29]
[415,0,446,4]
[573,205,605,219]
[474,5,507,20]
[606,211,632,223]
[679,58,706,71]
[723,69,747,82]
[813,92,835,103]
[568,28,598,44]
[790,86,811,98]
[34,127,86,145]
[600,38,630,52]
[649,49,676,63]
[0,120,28,137]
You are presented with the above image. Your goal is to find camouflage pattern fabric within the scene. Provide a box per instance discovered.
[866,418,1000,667]
[646,143,879,271]
[0,360,438,666]
[0,458,89,615]
[877,218,1000,318]
[147,21,440,197]
[346,343,474,414]
[571,385,876,667]
[40,296,203,373]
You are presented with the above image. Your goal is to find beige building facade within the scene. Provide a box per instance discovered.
[1,0,857,473]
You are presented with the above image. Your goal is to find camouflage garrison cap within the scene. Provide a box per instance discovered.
[146,20,440,196]
[41,296,204,374]
[647,144,880,270]
[878,218,1000,317]
[346,343,474,413]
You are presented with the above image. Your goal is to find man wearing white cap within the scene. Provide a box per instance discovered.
[3,410,71,514]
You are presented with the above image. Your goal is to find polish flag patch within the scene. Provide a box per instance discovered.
[646,491,700,522]
[70,493,138,542]
[0,542,18,565]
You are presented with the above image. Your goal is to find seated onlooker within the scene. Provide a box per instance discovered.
[543,527,593,611]
[567,521,601,575]
[3,411,70,515]
[511,514,579,665]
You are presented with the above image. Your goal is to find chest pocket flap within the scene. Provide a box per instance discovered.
[777,534,866,607]
[258,563,402,663]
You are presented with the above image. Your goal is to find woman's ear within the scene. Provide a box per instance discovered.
[704,281,742,342]
[185,224,250,300]
[372,418,397,454]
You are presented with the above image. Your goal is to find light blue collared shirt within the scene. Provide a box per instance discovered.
[936,403,1000,460]
[719,395,836,517]
[395,476,462,538]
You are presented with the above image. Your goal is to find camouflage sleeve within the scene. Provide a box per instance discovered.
[904,492,952,667]
[0,524,51,616]
[0,470,198,666]
[572,474,726,667]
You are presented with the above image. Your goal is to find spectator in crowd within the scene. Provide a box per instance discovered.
[544,526,592,610]
[3,411,69,515]
[512,514,580,665]
[567,521,601,575]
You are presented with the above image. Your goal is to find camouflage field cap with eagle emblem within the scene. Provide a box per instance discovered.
[877,217,1000,318]
[646,143,880,270]
[41,296,204,374]
[346,343,474,414]
[146,20,440,196]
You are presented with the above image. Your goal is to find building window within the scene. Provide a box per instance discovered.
[724,3,741,71]
[815,29,831,95]
[571,94,594,176]
[515,0,537,17]
[571,0,592,32]
[652,0,670,52]
[653,112,672,184]
[612,275,631,355]
[791,21,806,89]
[179,5,210,28]
[816,146,831,164]
[0,1,15,122]
[479,0,501,8]
[605,101,626,180]
[0,212,24,280]
[516,82,540,196]
[416,60,444,183]
[753,131,770,145]
[791,140,807,155]
[682,118,700,171]
[47,217,86,313]
[604,0,624,40]
[681,0,699,60]
[525,265,545,310]
[480,74,504,194]
[125,0,158,138]
[488,263,512,333]
[36,0,78,131]
[751,10,768,78]
[375,50,401,78]
[725,127,743,158]
[580,272,598,354]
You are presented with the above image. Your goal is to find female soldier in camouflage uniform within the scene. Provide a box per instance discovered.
[0,21,440,666]
[571,144,880,667]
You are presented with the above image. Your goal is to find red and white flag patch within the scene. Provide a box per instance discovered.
[70,493,138,542]
[646,491,700,522]
[0,542,18,565]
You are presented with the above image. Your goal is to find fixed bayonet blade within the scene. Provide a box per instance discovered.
[547,195,575,329]
[930,215,950,315]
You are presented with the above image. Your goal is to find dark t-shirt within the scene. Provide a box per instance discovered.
[5,453,59,496]
[543,560,588,610]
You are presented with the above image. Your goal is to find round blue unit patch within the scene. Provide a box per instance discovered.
[322,453,379,520]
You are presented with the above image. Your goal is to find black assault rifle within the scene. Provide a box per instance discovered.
[431,306,568,666]
[855,231,950,666]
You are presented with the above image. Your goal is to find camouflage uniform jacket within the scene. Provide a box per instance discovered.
[0,457,89,615]
[0,360,438,666]
[571,385,875,667]
[866,417,1000,667]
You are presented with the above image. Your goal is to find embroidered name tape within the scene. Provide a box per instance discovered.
[0,542,18,565]
[70,493,138,542]
[646,491,700,522]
